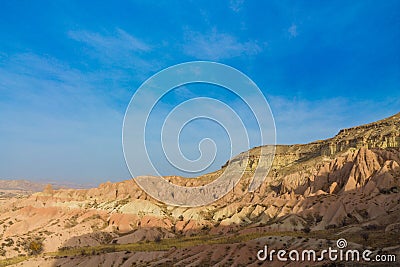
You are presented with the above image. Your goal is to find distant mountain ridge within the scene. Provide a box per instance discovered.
[0,179,48,193]
[0,179,93,192]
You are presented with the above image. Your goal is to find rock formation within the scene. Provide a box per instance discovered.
[0,112,399,266]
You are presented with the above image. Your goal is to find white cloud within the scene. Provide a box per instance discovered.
[183,29,264,60]
[68,29,159,78]
[288,24,298,38]
[229,0,244,12]
[171,86,196,100]
[68,28,151,52]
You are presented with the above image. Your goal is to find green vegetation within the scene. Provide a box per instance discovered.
[0,256,29,267]
[23,237,44,255]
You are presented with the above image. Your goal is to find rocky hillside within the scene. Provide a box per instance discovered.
[253,111,400,169]
[0,112,399,266]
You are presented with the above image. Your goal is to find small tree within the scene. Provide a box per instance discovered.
[25,238,43,255]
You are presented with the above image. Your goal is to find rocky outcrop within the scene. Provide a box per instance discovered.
[249,112,400,171]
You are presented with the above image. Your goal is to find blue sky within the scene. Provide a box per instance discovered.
[0,1,399,184]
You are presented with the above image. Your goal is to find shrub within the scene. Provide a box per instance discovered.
[26,238,44,255]
[4,238,14,247]
[302,226,311,233]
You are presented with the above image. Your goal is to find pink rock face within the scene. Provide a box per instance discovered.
[344,147,381,191]
[0,113,399,265]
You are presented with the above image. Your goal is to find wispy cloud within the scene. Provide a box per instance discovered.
[183,28,264,60]
[68,28,151,53]
[68,28,159,77]
[229,0,244,12]
[288,24,298,38]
